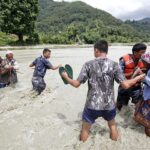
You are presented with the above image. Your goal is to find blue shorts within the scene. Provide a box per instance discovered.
[82,107,116,124]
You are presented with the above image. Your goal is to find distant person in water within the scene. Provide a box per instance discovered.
[29,48,61,95]
[60,40,145,141]
[0,51,19,87]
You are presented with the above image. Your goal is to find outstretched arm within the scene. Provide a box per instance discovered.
[120,74,145,89]
[51,64,62,70]
[61,72,81,88]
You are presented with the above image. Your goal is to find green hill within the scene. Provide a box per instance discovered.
[36,0,150,44]
[125,18,150,37]
[0,0,150,45]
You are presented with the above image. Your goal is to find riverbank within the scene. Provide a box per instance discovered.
[1,43,150,51]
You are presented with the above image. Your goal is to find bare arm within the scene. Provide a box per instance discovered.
[61,72,81,88]
[120,74,145,89]
[51,64,62,70]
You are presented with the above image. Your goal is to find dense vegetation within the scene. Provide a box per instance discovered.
[0,0,39,44]
[0,0,150,45]
[125,18,150,41]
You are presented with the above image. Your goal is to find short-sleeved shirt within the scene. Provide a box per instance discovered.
[143,70,150,101]
[77,57,126,110]
[119,58,125,72]
[32,56,53,78]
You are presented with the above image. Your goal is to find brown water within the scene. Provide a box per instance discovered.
[0,46,150,150]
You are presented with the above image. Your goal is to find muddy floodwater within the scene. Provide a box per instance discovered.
[0,46,150,150]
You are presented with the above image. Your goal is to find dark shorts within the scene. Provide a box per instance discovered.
[32,76,46,94]
[117,86,143,105]
[0,83,7,88]
[82,107,116,124]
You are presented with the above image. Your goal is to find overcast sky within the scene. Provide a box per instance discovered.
[54,0,150,20]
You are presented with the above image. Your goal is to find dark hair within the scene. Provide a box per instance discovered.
[132,43,147,53]
[43,48,51,54]
[94,40,108,53]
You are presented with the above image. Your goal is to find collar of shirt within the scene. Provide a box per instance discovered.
[42,55,48,60]
[95,56,107,60]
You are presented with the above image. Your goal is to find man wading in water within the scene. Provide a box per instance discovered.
[60,40,145,141]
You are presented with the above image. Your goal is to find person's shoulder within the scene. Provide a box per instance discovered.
[147,69,150,75]
[41,57,51,64]
[85,58,116,65]
[120,53,132,60]
[35,56,41,60]
[107,58,117,64]
[84,59,95,66]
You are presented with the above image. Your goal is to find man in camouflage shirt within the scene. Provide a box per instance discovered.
[61,40,145,141]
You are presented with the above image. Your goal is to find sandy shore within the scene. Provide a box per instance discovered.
[0,46,150,150]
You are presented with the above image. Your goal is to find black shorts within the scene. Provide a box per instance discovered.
[117,86,143,105]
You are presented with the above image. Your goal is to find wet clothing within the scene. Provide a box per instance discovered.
[143,70,150,101]
[77,57,126,111]
[117,86,143,106]
[32,76,46,94]
[82,107,116,124]
[31,56,53,94]
[134,100,150,129]
[117,55,143,109]
[0,59,19,85]
[32,56,53,78]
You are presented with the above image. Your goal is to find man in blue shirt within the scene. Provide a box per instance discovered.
[30,48,61,94]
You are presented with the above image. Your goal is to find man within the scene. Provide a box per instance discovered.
[0,51,19,86]
[134,52,150,137]
[117,43,147,110]
[61,40,145,141]
[30,48,61,95]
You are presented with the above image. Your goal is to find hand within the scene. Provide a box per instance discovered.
[135,68,143,75]
[132,68,143,78]
[58,64,62,68]
[6,66,14,70]
[61,71,68,79]
[135,73,146,82]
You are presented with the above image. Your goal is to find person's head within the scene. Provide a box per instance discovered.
[6,51,14,61]
[132,43,147,59]
[94,40,108,57]
[43,48,51,59]
[141,52,150,70]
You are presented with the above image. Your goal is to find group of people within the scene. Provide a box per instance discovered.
[0,51,19,88]
[0,40,149,142]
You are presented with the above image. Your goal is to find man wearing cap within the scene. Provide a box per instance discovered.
[134,52,150,137]
[29,48,61,95]
[0,51,19,86]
